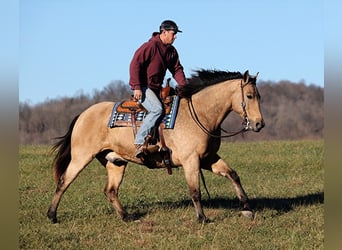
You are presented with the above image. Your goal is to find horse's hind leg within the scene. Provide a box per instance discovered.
[203,154,252,218]
[103,161,127,220]
[47,157,93,223]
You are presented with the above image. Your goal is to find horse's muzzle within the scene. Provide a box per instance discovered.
[251,119,265,132]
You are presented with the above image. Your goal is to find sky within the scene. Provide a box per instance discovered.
[19,0,324,105]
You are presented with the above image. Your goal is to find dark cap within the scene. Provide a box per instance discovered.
[160,20,182,33]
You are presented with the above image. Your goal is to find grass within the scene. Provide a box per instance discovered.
[19,140,323,249]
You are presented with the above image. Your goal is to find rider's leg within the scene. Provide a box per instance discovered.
[134,88,163,156]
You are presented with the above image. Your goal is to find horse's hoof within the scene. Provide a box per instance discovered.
[203,217,212,223]
[197,215,210,223]
[240,209,254,220]
[48,215,58,224]
[47,210,58,223]
[122,214,130,222]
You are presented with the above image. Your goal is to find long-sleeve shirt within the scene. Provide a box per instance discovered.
[129,32,186,91]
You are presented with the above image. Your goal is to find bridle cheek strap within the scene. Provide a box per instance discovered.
[240,80,250,131]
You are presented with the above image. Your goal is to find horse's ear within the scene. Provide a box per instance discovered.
[243,70,250,83]
[255,72,259,79]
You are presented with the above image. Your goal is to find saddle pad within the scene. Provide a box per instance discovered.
[107,95,180,129]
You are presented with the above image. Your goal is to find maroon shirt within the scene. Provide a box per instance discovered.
[129,32,186,91]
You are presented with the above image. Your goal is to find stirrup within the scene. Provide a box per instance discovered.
[134,144,159,158]
[134,144,144,158]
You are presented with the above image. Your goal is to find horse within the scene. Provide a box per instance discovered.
[47,69,265,223]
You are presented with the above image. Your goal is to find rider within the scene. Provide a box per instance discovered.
[129,20,187,158]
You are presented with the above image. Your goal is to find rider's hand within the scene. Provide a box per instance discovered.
[133,89,142,101]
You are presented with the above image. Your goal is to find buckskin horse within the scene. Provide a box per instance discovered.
[47,69,265,223]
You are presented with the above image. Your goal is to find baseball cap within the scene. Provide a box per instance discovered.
[159,20,182,33]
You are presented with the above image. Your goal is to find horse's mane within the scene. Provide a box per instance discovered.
[178,69,243,98]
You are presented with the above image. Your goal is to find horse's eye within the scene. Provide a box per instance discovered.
[247,94,253,99]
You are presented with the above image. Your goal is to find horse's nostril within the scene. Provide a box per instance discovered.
[255,120,265,130]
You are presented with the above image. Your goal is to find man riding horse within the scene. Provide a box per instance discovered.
[129,20,187,158]
[47,20,265,224]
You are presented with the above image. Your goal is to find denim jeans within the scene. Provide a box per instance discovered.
[134,88,163,145]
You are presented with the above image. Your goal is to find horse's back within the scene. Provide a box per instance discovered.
[82,101,115,116]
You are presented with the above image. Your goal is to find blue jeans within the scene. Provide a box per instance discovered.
[134,88,163,145]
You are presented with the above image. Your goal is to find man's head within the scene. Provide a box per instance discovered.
[159,20,182,33]
[159,20,182,45]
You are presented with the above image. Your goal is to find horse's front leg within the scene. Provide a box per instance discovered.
[183,156,208,223]
[203,154,253,218]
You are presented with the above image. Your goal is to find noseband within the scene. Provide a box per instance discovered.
[188,80,251,138]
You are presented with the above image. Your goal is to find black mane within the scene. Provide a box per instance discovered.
[178,69,243,98]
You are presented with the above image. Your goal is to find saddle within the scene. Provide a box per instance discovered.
[107,79,178,174]
[115,84,175,115]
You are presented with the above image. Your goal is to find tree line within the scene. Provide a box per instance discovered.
[19,79,323,145]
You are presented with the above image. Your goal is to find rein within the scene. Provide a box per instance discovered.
[187,80,250,138]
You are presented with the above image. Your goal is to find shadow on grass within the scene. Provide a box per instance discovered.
[248,192,324,213]
[202,191,324,214]
[125,191,324,220]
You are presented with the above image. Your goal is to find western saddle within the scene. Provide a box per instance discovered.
[115,79,176,174]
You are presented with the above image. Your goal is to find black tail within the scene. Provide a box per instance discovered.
[51,115,80,183]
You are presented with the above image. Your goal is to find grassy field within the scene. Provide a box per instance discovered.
[19,140,323,249]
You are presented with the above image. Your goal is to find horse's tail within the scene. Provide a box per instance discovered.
[51,114,80,184]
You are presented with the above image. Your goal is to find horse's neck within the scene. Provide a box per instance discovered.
[190,80,237,130]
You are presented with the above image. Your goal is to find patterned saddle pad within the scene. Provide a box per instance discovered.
[107,95,180,129]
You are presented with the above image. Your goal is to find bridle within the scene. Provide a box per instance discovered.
[187,79,251,138]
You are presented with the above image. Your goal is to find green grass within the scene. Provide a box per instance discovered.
[19,140,324,249]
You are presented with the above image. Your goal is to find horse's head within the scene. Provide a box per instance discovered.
[232,70,265,132]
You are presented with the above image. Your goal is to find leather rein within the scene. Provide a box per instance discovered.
[187,80,250,138]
